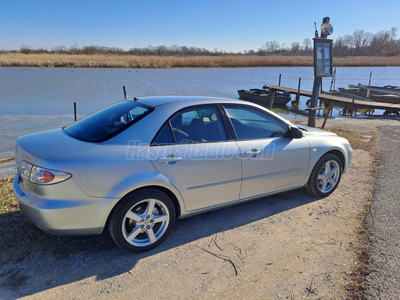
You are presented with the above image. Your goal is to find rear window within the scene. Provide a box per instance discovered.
[64,101,153,142]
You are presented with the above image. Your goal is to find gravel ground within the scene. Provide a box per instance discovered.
[0,117,399,300]
[365,124,400,299]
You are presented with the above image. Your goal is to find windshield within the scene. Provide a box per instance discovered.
[64,101,153,142]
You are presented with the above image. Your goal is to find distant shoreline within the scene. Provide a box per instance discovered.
[1,53,400,68]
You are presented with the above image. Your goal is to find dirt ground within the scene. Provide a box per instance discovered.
[1,117,398,300]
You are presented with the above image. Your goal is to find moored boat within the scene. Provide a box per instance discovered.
[339,84,400,104]
[238,88,291,106]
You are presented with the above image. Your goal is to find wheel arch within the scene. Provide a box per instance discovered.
[303,147,347,186]
[325,149,345,171]
[105,185,182,230]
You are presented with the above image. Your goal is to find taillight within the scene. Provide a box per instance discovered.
[20,162,71,185]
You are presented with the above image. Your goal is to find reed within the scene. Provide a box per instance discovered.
[1,53,399,68]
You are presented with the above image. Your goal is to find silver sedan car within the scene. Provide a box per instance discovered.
[14,96,353,252]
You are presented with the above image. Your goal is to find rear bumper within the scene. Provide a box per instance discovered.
[13,173,117,235]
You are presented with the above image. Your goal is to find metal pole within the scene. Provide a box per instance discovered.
[74,102,77,121]
[278,74,281,87]
[307,77,322,127]
[333,67,336,91]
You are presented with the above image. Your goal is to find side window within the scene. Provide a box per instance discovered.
[152,122,175,145]
[153,106,228,145]
[224,106,288,140]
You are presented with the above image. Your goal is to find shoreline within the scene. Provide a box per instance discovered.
[1,53,400,68]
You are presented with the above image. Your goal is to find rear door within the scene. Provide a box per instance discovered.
[149,105,242,212]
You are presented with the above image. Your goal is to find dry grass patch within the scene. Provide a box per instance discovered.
[0,158,15,164]
[0,177,17,215]
[1,53,399,68]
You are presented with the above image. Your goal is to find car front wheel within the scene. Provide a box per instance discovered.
[306,153,342,197]
[108,188,175,252]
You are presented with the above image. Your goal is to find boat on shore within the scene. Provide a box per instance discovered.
[339,84,400,104]
[238,88,291,106]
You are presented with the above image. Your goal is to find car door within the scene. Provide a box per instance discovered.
[223,105,311,199]
[149,105,242,212]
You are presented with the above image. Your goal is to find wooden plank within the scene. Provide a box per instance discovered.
[265,85,400,110]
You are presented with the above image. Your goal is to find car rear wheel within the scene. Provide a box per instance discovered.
[306,153,342,197]
[108,188,175,252]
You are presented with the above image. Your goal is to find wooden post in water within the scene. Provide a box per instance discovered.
[367,71,372,98]
[74,102,77,121]
[123,86,127,99]
[278,74,281,86]
[296,78,301,103]
[269,90,276,110]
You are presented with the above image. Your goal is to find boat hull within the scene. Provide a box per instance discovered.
[341,85,400,104]
[238,89,291,106]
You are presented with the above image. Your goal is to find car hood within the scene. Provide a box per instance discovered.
[297,125,337,137]
[17,128,97,164]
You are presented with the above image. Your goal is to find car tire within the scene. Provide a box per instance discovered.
[306,153,342,197]
[108,188,175,252]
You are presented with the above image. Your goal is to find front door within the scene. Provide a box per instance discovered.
[223,105,311,199]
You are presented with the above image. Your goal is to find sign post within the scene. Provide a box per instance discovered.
[307,17,334,127]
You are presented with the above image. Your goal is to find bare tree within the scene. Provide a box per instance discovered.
[370,29,394,55]
[352,29,372,55]
[52,45,67,53]
[302,38,311,52]
[20,44,32,54]
[290,42,300,53]
[261,41,281,54]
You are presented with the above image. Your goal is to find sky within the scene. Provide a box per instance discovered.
[0,0,399,53]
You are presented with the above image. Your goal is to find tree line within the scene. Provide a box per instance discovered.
[259,27,399,56]
[10,27,400,57]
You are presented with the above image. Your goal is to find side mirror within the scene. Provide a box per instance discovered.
[289,126,303,139]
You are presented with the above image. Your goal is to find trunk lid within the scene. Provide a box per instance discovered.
[16,129,96,167]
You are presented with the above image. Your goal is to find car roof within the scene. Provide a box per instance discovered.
[127,95,293,126]
[131,95,245,108]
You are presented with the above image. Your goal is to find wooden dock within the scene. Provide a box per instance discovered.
[265,85,400,112]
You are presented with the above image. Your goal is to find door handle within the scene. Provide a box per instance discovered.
[157,155,183,163]
[244,149,262,157]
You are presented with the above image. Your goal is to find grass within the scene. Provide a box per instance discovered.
[0,177,17,215]
[0,158,15,164]
[1,53,400,68]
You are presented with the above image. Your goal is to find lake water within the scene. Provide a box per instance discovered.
[1,66,399,165]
